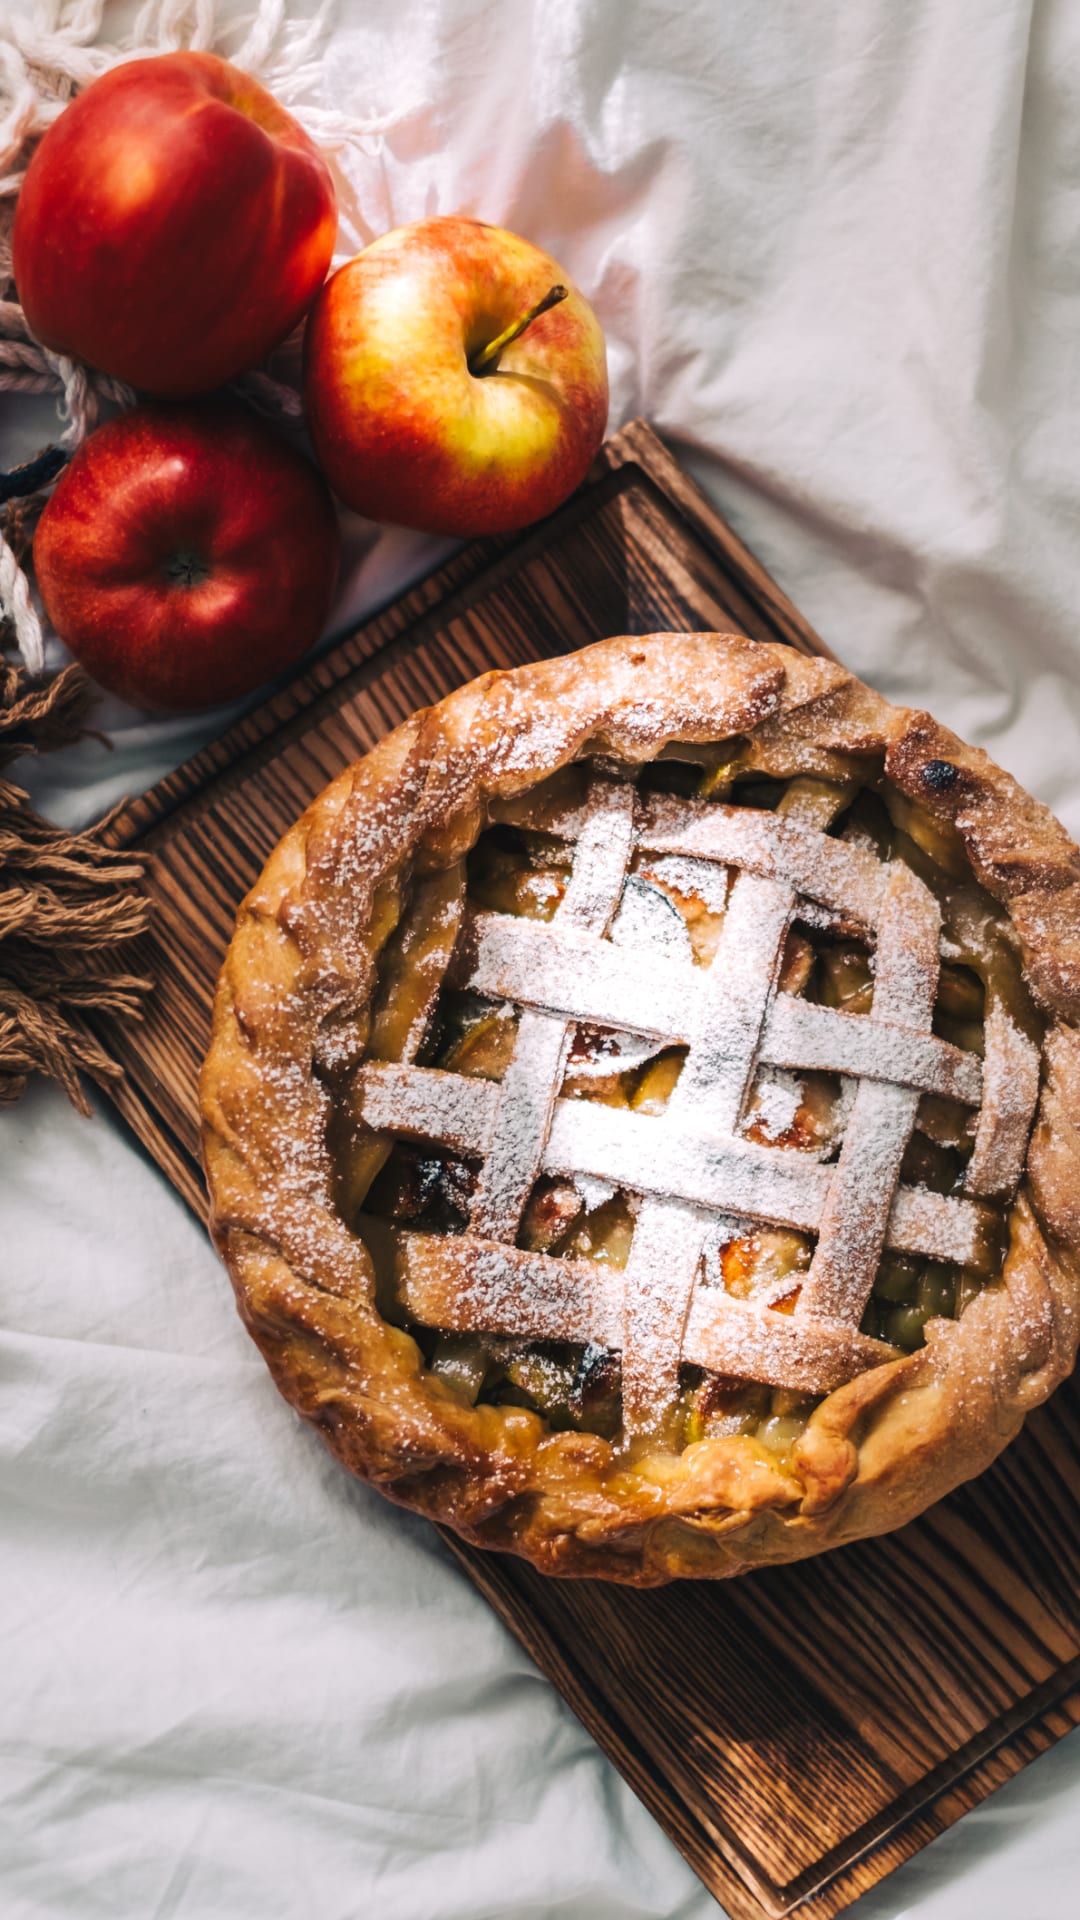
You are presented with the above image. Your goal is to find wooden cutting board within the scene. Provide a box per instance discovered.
[90,421,1080,1920]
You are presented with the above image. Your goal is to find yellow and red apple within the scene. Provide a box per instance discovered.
[33,403,340,712]
[304,217,608,536]
[13,53,337,397]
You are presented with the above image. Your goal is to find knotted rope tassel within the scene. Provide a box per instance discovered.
[0,434,152,1114]
[0,658,153,1113]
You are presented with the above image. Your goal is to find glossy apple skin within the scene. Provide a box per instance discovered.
[13,52,336,397]
[33,404,340,712]
[303,217,608,536]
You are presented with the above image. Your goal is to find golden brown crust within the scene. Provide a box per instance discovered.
[200,633,1080,1584]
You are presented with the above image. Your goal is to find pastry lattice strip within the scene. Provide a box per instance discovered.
[449,916,983,1103]
[356,1063,989,1264]
[468,775,635,1238]
[352,773,1038,1430]
[394,1235,891,1394]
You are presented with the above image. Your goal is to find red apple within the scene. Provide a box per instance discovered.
[33,403,340,712]
[303,217,608,536]
[13,52,336,397]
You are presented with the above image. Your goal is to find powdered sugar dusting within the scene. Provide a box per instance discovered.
[574,1173,617,1211]
[469,776,635,1239]
[745,1069,805,1144]
[797,863,940,1323]
[965,1002,1041,1196]
[351,768,1014,1439]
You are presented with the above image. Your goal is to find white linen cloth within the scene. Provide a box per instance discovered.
[3,1,1080,1914]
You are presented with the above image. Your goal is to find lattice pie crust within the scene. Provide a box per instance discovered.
[201,635,1080,1584]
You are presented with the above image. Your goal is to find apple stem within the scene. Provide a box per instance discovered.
[468,284,569,377]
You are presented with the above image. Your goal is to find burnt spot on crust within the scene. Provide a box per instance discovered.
[921,759,959,793]
[888,712,1080,902]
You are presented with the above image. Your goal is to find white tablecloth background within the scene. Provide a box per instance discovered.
[3,2,1079,1914]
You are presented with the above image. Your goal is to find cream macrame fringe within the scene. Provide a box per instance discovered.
[0,0,388,1111]
[0,656,153,1114]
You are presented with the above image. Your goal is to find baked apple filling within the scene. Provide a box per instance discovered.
[332,750,1039,1457]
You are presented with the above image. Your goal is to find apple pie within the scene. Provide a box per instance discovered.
[200,634,1080,1584]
